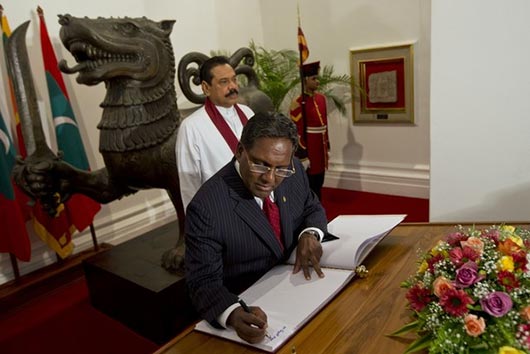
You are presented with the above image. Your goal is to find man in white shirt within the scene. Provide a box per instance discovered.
[176,56,254,209]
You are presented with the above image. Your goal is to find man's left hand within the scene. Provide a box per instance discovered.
[293,232,324,280]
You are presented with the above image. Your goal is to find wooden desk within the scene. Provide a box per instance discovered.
[155,223,527,354]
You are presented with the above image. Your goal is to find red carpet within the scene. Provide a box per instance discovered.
[0,189,428,354]
[320,188,429,223]
[0,277,158,354]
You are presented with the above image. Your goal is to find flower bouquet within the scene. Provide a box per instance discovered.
[392,225,530,354]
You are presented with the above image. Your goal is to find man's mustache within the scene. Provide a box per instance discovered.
[225,88,239,97]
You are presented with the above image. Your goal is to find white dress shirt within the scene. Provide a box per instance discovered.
[176,103,254,209]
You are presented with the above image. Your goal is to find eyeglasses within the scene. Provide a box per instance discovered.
[245,153,296,178]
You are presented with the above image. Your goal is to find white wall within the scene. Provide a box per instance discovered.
[143,0,265,110]
[259,0,431,198]
[0,0,430,284]
[430,0,530,222]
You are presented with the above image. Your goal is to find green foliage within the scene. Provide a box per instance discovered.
[247,41,300,112]
[316,65,352,115]
[403,334,433,354]
[249,40,351,115]
[388,319,420,337]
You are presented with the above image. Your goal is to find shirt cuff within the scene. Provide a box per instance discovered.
[299,227,323,242]
[217,302,241,328]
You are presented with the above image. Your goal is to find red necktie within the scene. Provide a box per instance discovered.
[263,197,283,250]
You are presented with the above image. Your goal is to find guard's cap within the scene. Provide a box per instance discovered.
[302,61,320,77]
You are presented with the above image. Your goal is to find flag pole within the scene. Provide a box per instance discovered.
[89,223,99,251]
[297,4,308,149]
[9,253,21,280]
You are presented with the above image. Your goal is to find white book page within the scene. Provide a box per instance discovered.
[195,317,292,352]
[241,265,354,329]
[288,214,406,270]
[195,265,353,352]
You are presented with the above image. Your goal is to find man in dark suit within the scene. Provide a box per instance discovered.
[185,112,328,344]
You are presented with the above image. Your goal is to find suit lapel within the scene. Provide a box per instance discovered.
[223,165,284,258]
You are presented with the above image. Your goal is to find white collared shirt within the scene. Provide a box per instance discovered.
[176,103,254,209]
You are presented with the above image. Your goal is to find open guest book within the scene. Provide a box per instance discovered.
[194,214,406,352]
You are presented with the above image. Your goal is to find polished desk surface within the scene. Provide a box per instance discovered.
[154,223,530,354]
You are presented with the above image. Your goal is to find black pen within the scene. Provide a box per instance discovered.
[239,299,272,340]
[238,299,252,313]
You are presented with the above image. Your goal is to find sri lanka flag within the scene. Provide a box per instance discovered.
[0,110,31,261]
[297,27,309,64]
[38,7,101,232]
[297,5,309,64]
[1,9,26,157]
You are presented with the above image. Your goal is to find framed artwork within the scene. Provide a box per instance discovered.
[350,43,414,124]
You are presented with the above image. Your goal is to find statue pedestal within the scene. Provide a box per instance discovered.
[83,221,196,344]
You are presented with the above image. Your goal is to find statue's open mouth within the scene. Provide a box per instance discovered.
[59,40,139,74]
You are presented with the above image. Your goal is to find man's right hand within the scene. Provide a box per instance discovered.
[293,232,324,279]
[302,158,310,170]
[226,306,268,344]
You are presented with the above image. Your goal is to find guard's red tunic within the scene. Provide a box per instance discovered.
[289,92,329,175]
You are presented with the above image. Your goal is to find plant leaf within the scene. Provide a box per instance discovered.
[387,320,420,337]
[246,40,351,115]
[403,334,432,354]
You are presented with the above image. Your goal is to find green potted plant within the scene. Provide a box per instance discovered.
[212,41,352,115]
[248,41,352,115]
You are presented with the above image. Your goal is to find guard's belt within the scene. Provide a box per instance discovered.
[306,126,327,133]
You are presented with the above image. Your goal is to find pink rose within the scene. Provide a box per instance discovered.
[480,291,512,317]
[464,314,486,337]
[455,261,483,288]
[461,236,484,255]
[433,276,454,297]
[521,305,530,321]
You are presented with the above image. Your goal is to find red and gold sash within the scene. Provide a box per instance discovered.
[205,98,249,153]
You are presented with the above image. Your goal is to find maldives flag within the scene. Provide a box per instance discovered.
[38,7,101,232]
[0,110,31,261]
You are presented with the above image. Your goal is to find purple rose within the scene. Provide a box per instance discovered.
[455,261,483,288]
[480,291,512,317]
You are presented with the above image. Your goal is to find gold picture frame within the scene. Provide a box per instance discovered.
[350,43,414,124]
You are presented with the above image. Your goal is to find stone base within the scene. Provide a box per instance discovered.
[83,221,197,344]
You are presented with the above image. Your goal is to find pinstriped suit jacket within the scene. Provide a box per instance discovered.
[185,157,327,324]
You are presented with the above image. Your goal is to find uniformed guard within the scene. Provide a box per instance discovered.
[289,61,329,200]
